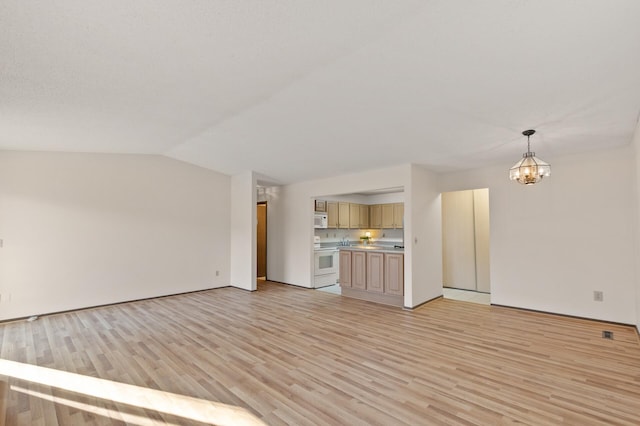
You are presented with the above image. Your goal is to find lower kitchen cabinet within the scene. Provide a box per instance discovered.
[366,252,384,293]
[384,253,404,296]
[351,251,367,290]
[339,251,352,287]
[339,249,404,306]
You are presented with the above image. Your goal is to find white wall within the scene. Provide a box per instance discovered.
[440,146,637,324]
[0,151,230,321]
[230,171,257,291]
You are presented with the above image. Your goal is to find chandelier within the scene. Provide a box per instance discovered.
[509,129,551,185]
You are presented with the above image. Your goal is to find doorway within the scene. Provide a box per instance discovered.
[441,188,490,304]
[257,202,267,279]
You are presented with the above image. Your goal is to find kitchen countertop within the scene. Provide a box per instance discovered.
[339,245,404,254]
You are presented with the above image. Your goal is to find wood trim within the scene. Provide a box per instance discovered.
[491,303,636,328]
[403,294,443,310]
[0,286,232,325]
[341,287,403,307]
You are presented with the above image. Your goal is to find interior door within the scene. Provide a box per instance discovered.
[442,189,491,292]
[257,203,267,278]
[442,190,477,290]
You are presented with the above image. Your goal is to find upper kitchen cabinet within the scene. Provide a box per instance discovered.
[327,202,338,228]
[349,203,360,229]
[369,205,381,229]
[338,202,350,229]
[359,204,370,229]
[327,201,350,229]
[321,197,403,229]
[349,204,369,229]
[393,203,404,229]
[381,203,404,229]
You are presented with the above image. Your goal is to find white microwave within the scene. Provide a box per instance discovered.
[314,213,328,229]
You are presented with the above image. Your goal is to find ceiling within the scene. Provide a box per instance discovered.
[3,1,640,184]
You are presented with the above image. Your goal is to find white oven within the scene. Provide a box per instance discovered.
[313,248,339,287]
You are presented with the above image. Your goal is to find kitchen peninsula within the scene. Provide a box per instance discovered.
[339,245,404,307]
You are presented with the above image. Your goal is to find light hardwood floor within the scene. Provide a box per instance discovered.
[1,281,640,425]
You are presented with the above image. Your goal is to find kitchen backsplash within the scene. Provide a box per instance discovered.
[314,228,403,243]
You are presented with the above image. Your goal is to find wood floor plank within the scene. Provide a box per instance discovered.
[1,281,639,425]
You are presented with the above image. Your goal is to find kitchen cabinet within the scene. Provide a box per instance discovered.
[351,251,367,290]
[381,203,404,229]
[381,204,394,228]
[327,201,350,229]
[366,252,384,293]
[369,204,381,228]
[339,251,352,287]
[384,253,404,296]
[339,248,404,307]
[393,203,404,229]
[327,202,338,228]
[359,204,369,228]
[349,203,370,229]
[338,202,350,229]
[349,203,360,229]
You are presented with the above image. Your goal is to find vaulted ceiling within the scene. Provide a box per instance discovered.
[3,1,640,184]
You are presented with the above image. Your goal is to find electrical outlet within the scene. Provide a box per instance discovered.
[216,270,220,277]
[593,291,603,302]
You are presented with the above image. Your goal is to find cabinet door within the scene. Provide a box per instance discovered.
[369,205,381,229]
[393,203,404,229]
[385,253,404,296]
[339,251,352,287]
[381,204,394,228]
[366,252,384,293]
[338,202,350,229]
[359,204,369,228]
[349,203,360,229]
[327,202,338,228]
[351,251,367,290]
